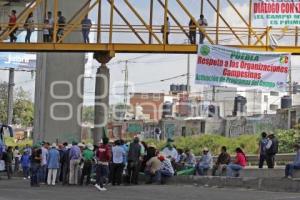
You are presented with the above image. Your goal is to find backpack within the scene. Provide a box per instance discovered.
[267,138,279,155]
[260,138,268,154]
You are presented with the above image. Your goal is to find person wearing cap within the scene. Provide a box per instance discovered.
[265,133,279,169]
[162,141,178,162]
[80,143,94,185]
[47,143,60,186]
[158,155,174,184]
[69,141,81,185]
[284,144,300,179]
[196,147,213,176]
[111,140,126,186]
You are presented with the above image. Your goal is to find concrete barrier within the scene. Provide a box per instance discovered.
[165,176,300,193]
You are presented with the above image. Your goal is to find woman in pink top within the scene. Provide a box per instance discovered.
[226,148,247,177]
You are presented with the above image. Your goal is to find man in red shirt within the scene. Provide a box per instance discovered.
[95,138,111,191]
[8,10,17,43]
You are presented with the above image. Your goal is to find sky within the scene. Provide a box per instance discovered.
[1,0,300,105]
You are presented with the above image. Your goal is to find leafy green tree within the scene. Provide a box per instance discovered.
[0,82,8,123]
[13,87,34,127]
[82,106,94,123]
[0,82,33,127]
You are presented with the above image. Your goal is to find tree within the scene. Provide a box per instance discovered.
[0,82,33,127]
[82,106,94,124]
[0,82,8,123]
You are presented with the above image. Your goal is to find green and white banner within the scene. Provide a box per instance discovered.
[253,0,300,26]
[195,45,290,91]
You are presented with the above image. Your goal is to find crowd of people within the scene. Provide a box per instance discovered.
[4,9,208,45]
[4,10,91,44]
[1,131,300,191]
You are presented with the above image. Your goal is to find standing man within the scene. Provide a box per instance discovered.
[13,146,20,173]
[57,11,66,41]
[61,143,71,185]
[47,11,54,41]
[24,12,34,43]
[111,140,126,186]
[4,146,13,179]
[39,142,49,184]
[155,128,161,141]
[30,145,42,187]
[81,15,92,43]
[258,132,268,168]
[189,19,196,44]
[161,17,171,44]
[47,143,60,186]
[80,143,94,186]
[69,141,81,185]
[95,138,111,191]
[127,137,142,185]
[8,10,17,43]
[197,14,208,44]
[265,133,279,169]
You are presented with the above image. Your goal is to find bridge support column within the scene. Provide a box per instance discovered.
[34,0,90,143]
[93,51,115,144]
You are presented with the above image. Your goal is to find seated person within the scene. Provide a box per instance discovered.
[174,148,186,171]
[212,146,231,176]
[145,155,162,184]
[162,142,178,162]
[196,147,213,176]
[284,144,300,179]
[158,155,174,184]
[226,147,247,177]
[184,149,196,167]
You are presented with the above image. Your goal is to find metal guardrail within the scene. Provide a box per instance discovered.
[195,153,296,166]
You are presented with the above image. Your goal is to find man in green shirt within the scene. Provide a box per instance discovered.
[80,144,94,185]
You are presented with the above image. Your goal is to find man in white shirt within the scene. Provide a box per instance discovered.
[162,143,178,161]
[197,14,208,44]
[39,142,49,183]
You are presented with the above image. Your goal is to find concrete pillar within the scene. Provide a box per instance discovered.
[7,68,14,125]
[93,52,114,144]
[34,0,90,143]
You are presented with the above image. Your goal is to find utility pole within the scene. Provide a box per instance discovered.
[212,86,216,102]
[187,53,190,94]
[289,66,292,96]
[123,60,129,108]
[7,68,15,125]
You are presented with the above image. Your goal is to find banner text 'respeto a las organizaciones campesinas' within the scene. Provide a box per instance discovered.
[195,45,290,91]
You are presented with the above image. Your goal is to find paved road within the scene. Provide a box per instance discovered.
[0,178,300,200]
